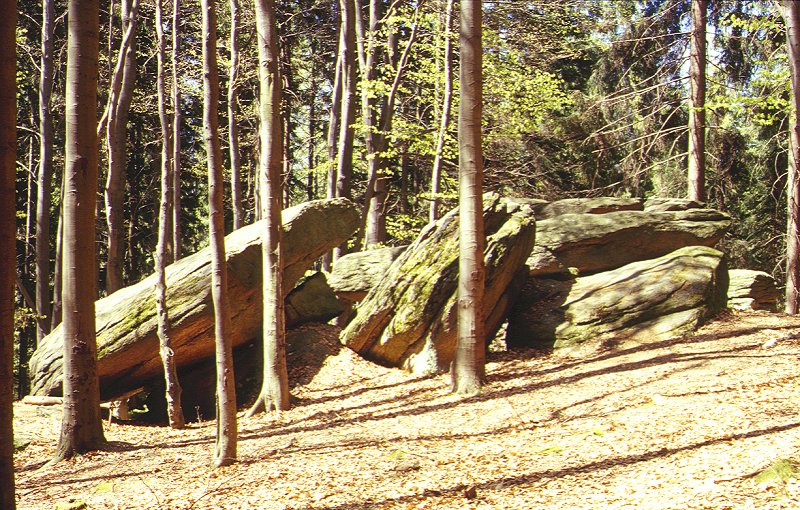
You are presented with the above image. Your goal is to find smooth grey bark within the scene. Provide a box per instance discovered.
[104,0,139,293]
[335,0,357,203]
[55,0,107,461]
[36,0,55,342]
[229,0,244,230]
[785,0,800,314]
[50,180,64,330]
[248,0,290,416]
[361,2,421,248]
[202,0,237,467]
[687,0,707,202]
[172,0,182,261]
[155,0,184,429]
[0,2,17,505]
[451,0,485,396]
[429,0,454,223]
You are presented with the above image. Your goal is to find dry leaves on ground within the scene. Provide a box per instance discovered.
[13,311,800,509]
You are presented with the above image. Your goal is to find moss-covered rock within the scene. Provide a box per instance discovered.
[507,246,728,351]
[527,208,731,277]
[341,194,537,374]
[29,198,359,400]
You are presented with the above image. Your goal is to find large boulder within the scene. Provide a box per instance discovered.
[507,246,729,352]
[29,198,360,400]
[341,194,536,374]
[328,246,408,303]
[527,208,731,277]
[727,269,779,311]
[516,197,643,219]
[285,272,344,327]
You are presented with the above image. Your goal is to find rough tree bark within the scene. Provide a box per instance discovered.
[104,0,139,293]
[248,0,290,415]
[687,0,707,202]
[451,0,485,396]
[35,0,55,342]
[55,0,107,460]
[202,0,237,467]
[785,0,800,314]
[155,0,185,429]
[429,0,454,223]
[0,2,17,505]
[228,0,244,230]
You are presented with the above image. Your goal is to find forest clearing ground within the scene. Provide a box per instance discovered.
[12,310,800,509]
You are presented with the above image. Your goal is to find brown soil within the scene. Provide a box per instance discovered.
[13,311,800,509]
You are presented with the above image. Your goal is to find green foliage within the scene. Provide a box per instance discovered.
[755,459,800,485]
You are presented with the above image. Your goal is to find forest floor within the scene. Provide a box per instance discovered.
[12,310,800,509]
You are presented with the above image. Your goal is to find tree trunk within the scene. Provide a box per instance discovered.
[429,0,454,223]
[336,0,357,203]
[687,0,707,202]
[786,0,800,314]
[50,180,64,330]
[202,0,237,467]
[155,0,185,429]
[361,1,420,248]
[172,0,182,261]
[451,0,485,396]
[228,0,244,230]
[0,3,17,506]
[36,0,56,343]
[104,0,139,293]
[55,0,107,460]
[307,53,317,202]
[248,0,290,416]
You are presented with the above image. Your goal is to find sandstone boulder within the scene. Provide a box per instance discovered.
[507,246,729,351]
[328,246,408,302]
[527,208,730,277]
[341,194,536,374]
[29,198,360,400]
[727,269,779,311]
[517,197,643,219]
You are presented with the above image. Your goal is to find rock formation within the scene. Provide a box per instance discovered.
[506,246,729,351]
[340,194,536,374]
[29,198,359,400]
[727,269,779,311]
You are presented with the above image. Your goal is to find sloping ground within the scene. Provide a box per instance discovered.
[13,311,800,510]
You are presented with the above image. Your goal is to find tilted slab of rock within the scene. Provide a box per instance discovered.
[29,198,360,399]
[728,269,779,311]
[340,194,536,374]
[507,246,729,351]
[527,208,730,277]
